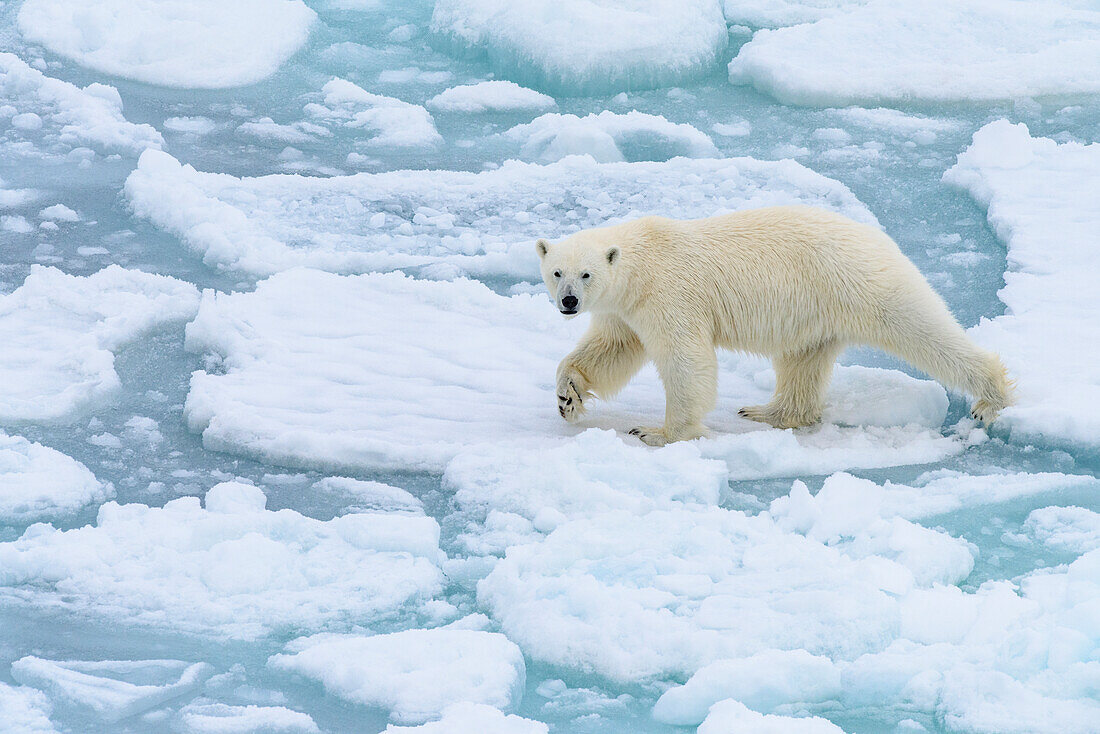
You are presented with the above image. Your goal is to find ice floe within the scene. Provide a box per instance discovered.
[304,79,441,149]
[383,703,547,734]
[0,52,163,156]
[430,0,729,94]
[426,81,556,114]
[0,482,445,638]
[944,121,1100,448]
[0,266,199,422]
[184,269,964,475]
[0,682,56,733]
[17,0,317,88]
[11,657,213,723]
[697,699,845,733]
[503,110,718,163]
[0,432,112,524]
[178,701,319,733]
[728,0,1100,105]
[269,629,525,723]
[721,0,868,28]
[124,149,874,277]
[1013,506,1100,554]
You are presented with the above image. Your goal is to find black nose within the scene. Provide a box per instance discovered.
[562,295,578,309]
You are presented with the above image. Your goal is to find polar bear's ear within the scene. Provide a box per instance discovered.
[536,239,550,258]
[606,246,620,265]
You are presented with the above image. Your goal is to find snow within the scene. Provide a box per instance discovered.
[17,0,317,89]
[728,0,1100,105]
[721,0,868,28]
[1015,506,1100,554]
[164,116,218,135]
[426,81,556,114]
[697,699,845,734]
[311,477,424,514]
[503,110,718,163]
[430,0,729,94]
[944,121,1100,448]
[38,204,78,222]
[0,683,57,733]
[0,483,445,638]
[183,269,964,475]
[0,266,200,422]
[178,702,319,733]
[0,52,163,156]
[304,79,441,149]
[269,629,526,723]
[383,703,548,734]
[0,432,112,524]
[11,658,213,723]
[124,149,875,277]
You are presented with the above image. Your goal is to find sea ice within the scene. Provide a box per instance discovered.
[0,432,112,524]
[0,266,199,422]
[720,0,868,28]
[124,149,874,277]
[0,482,445,638]
[178,701,320,733]
[11,657,213,723]
[503,110,718,163]
[697,699,844,733]
[426,81,556,114]
[269,629,526,723]
[17,0,317,88]
[0,683,57,733]
[430,0,729,94]
[1014,506,1100,554]
[0,52,163,156]
[304,79,441,149]
[944,121,1100,447]
[728,0,1100,105]
[383,703,548,734]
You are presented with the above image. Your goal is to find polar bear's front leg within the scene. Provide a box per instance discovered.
[556,315,646,423]
[631,340,716,446]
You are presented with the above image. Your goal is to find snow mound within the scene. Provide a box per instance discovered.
[722,0,868,28]
[1016,506,1100,554]
[503,110,718,163]
[0,482,445,638]
[0,432,112,524]
[0,52,163,155]
[11,658,212,723]
[184,269,961,474]
[430,0,728,94]
[305,79,441,148]
[124,149,874,278]
[179,702,319,733]
[0,683,56,733]
[728,0,1100,105]
[427,81,556,113]
[270,629,525,723]
[944,121,1100,448]
[384,703,548,734]
[17,0,317,89]
[0,266,200,422]
[698,699,844,733]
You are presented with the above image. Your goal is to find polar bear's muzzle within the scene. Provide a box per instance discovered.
[560,294,579,314]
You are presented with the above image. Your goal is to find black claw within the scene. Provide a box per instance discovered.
[559,407,565,417]
[565,398,572,405]
[557,395,567,401]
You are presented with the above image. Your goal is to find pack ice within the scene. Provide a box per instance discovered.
[0,433,112,524]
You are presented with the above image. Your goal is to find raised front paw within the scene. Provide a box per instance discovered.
[628,426,667,447]
[556,372,587,423]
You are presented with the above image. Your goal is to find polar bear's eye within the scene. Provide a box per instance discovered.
[553,270,561,278]
[581,272,591,279]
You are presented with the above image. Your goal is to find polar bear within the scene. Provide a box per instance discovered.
[537,206,1012,446]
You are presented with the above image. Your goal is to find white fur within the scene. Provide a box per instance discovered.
[538,206,1012,446]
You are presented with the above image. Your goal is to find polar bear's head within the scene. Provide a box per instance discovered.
[536,235,620,318]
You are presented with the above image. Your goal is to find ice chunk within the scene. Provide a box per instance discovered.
[652,650,842,725]
[0,53,163,155]
[721,0,868,28]
[697,699,844,733]
[312,477,424,514]
[304,79,441,148]
[184,270,959,474]
[826,107,962,142]
[728,0,1100,105]
[178,701,319,733]
[0,683,56,733]
[38,204,79,222]
[11,658,213,723]
[383,703,548,734]
[430,0,728,94]
[17,0,317,89]
[0,266,200,422]
[269,629,525,723]
[503,110,718,163]
[0,432,113,524]
[427,81,556,114]
[1015,506,1100,554]
[0,484,445,638]
[944,121,1100,447]
[125,149,875,278]
[164,116,218,135]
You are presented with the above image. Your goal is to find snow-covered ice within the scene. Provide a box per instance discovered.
[0,682,57,733]
[426,81,556,114]
[270,629,526,723]
[728,0,1100,105]
[124,148,873,277]
[945,121,1100,447]
[383,703,548,734]
[178,702,320,733]
[431,0,728,94]
[305,79,441,149]
[17,0,317,88]
[697,699,845,733]
[0,482,445,638]
[0,432,112,523]
[503,110,718,163]
[721,0,868,28]
[0,266,199,422]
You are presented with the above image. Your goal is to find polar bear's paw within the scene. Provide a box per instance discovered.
[969,398,1003,424]
[738,404,819,429]
[556,373,589,423]
[628,426,668,447]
